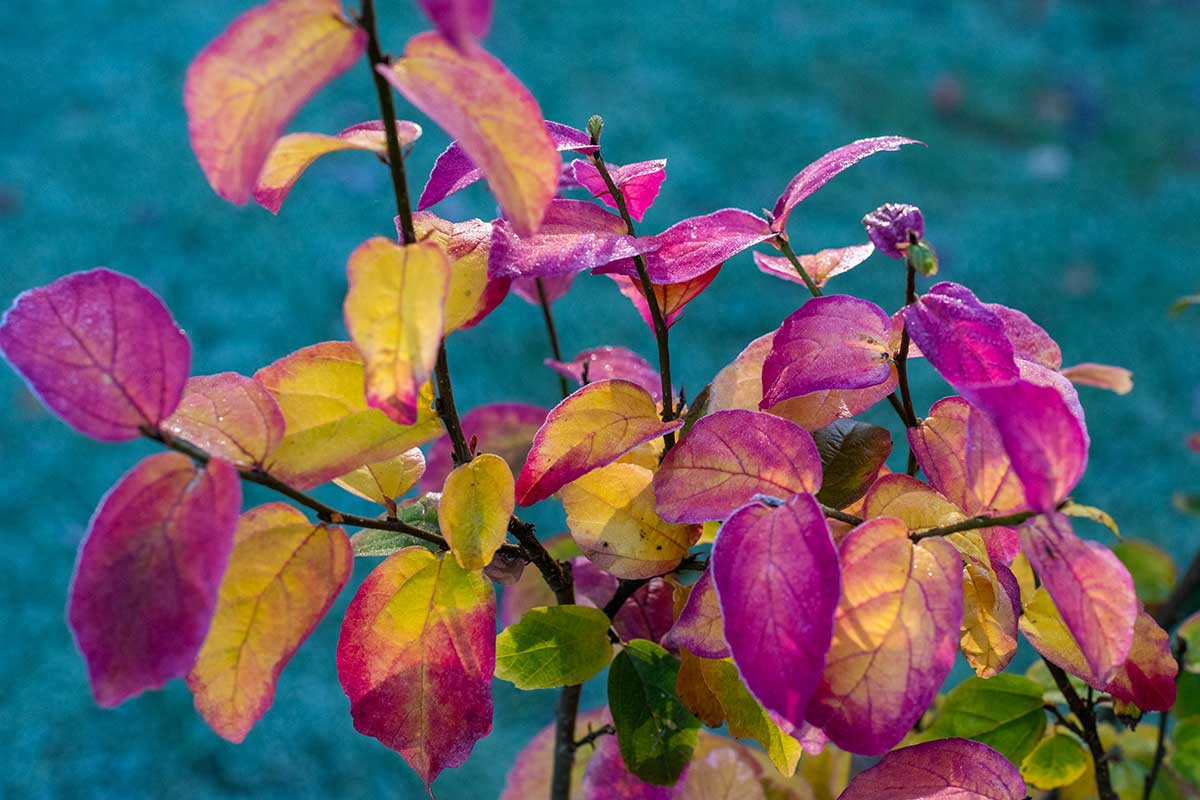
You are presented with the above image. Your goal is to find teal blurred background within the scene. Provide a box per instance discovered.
[2,0,1199,797]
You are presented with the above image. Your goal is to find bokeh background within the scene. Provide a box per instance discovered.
[3,0,1199,797]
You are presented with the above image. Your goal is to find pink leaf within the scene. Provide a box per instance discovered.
[581,734,678,800]
[511,274,575,306]
[753,243,874,289]
[653,410,823,523]
[902,282,1019,388]
[1106,611,1178,712]
[837,738,1026,800]
[546,346,662,402]
[416,0,492,51]
[986,303,1062,370]
[418,120,595,211]
[608,266,721,330]
[761,295,893,408]
[0,268,190,441]
[422,402,547,493]
[68,453,241,707]
[770,137,923,236]
[1021,513,1137,684]
[711,493,840,729]
[572,557,675,644]
[570,158,668,222]
[184,0,366,204]
[162,373,286,468]
[662,570,729,659]
[1060,362,1134,395]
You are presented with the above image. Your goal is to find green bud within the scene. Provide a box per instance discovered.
[906,239,939,276]
[586,115,604,144]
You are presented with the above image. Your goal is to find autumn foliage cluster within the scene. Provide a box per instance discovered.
[5,0,1200,798]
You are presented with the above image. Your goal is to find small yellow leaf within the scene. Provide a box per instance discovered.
[1060,501,1120,538]
[439,453,516,570]
[334,448,426,509]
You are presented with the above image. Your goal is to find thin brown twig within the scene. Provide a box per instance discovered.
[535,278,571,398]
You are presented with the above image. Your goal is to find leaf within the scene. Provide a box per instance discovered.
[253,120,422,213]
[1172,717,1200,784]
[336,548,495,788]
[184,0,366,204]
[439,453,515,570]
[562,462,699,579]
[676,649,727,727]
[926,675,1047,763]
[67,453,241,707]
[499,706,609,800]
[187,503,352,742]
[343,237,450,425]
[1104,611,1178,713]
[411,212,510,332]
[902,282,1019,388]
[488,198,659,279]
[753,243,875,289]
[861,473,966,530]
[494,605,613,690]
[511,273,575,306]
[1021,513,1137,684]
[837,738,1027,800]
[333,448,426,510]
[663,571,729,659]
[761,295,894,408]
[1179,612,1200,674]
[423,402,546,492]
[807,517,962,756]
[163,373,285,468]
[1020,734,1089,790]
[710,493,840,730]
[254,341,442,489]
[1111,539,1176,604]
[770,137,923,236]
[581,734,678,800]
[812,420,893,509]
[608,639,701,786]
[381,32,559,237]
[597,209,774,284]
[546,346,662,402]
[958,550,1022,678]
[571,158,668,222]
[675,746,767,800]
[0,268,190,441]
[653,410,822,524]
[416,0,492,51]
[608,265,722,331]
[349,493,442,557]
[987,303,1063,370]
[515,379,683,506]
[571,557,676,644]
[699,657,804,777]
[1060,363,1134,395]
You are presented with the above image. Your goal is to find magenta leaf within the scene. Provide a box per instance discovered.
[546,346,662,402]
[418,120,595,210]
[421,402,547,493]
[652,410,823,523]
[68,453,242,707]
[570,158,667,222]
[572,557,674,644]
[608,266,721,331]
[837,738,1026,800]
[0,268,190,441]
[902,282,1019,388]
[416,0,492,51]
[662,570,728,659]
[771,137,923,236]
[595,209,774,284]
[711,493,840,729]
[761,295,893,408]
[986,303,1062,370]
[488,199,659,279]
[1021,513,1137,684]
[753,243,874,289]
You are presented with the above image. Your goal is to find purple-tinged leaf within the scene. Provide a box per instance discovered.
[753,243,874,289]
[422,402,547,492]
[902,282,1019,388]
[546,346,662,402]
[0,268,190,441]
[663,570,729,659]
[596,209,774,284]
[162,373,286,468]
[761,295,893,408]
[837,738,1026,800]
[608,266,721,330]
[861,203,924,259]
[500,707,609,800]
[489,199,659,279]
[771,137,923,236]
[418,120,595,210]
[806,517,962,755]
[653,410,823,523]
[986,303,1062,370]
[572,558,675,645]
[711,493,840,729]
[416,0,492,51]
[581,734,678,800]
[1106,610,1178,712]
[570,159,667,222]
[68,453,241,707]
[1021,513,1136,684]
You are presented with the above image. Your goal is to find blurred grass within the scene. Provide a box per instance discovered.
[1,0,1199,796]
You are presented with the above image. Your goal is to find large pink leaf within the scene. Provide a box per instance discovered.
[68,453,242,707]
[0,268,190,441]
[381,32,559,237]
[770,137,923,236]
[162,373,286,468]
[1021,513,1137,684]
[184,0,366,204]
[596,209,774,284]
[837,738,1026,800]
[902,282,1019,388]
[608,266,721,331]
[416,0,492,51]
[418,120,595,211]
[806,517,962,755]
[546,346,662,402]
[570,158,667,222]
[653,410,823,523]
[761,295,893,408]
[986,303,1062,370]
[489,199,659,279]
[422,402,547,492]
[710,493,840,729]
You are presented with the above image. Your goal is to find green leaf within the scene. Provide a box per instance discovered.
[1173,717,1200,785]
[679,383,711,439]
[350,493,443,557]
[494,605,613,690]
[1179,614,1200,674]
[1020,733,1088,789]
[697,657,802,777]
[608,639,700,786]
[1169,294,1200,316]
[1112,539,1176,605]
[812,420,892,509]
[927,674,1047,763]
[1175,492,1200,515]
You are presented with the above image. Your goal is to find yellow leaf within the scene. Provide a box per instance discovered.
[862,473,966,529]
[699,657,803,777]
[334,448,426,509]
[1060,501,1120,538]
[412,213,507,333]
[439,453,516,570]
